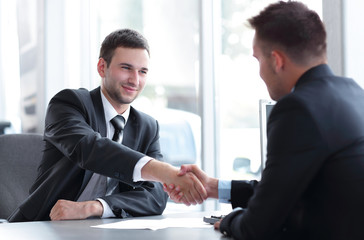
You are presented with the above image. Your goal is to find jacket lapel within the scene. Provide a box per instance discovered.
[90,87,107,137]
[123,107,139,149]
[78,87,106,197]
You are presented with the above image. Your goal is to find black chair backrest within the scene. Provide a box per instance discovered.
[0,133,43,219]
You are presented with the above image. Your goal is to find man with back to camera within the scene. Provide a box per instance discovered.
[8,28,207,222]
[166,1,364,239]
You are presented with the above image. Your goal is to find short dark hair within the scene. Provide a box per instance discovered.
[99,29,150,67]
[248,1,326,65]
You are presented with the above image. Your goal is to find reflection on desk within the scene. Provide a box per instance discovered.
[0,211,228,240]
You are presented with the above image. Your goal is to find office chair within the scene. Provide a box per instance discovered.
[0,133,44,221]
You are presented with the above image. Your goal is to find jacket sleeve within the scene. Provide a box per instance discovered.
[230,180,259,209]
[100,118,168,217]
[100,181,168,217]
[44,89,145,186]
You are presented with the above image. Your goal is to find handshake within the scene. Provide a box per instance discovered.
[162,164,219,206]
[141,160,218,205]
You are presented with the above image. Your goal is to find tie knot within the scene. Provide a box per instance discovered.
[110,115,125,131]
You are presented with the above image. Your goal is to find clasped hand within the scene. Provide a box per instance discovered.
[163,164,218,206]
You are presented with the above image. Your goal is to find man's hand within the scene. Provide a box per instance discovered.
[163,164,219,205]
[214,219,221,230]
[49,199,103,221]
[141,160,208,205]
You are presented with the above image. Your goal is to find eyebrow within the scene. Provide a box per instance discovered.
[119,63,148,71]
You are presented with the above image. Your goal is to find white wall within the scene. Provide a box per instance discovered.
[343,0,364,87]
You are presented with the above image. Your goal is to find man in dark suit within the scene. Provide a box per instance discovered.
[8,29,207,222]
[166,2,364,239]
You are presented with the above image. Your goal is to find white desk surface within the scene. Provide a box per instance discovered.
[0,211,228,240]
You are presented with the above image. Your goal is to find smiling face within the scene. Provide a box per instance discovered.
[98,47,149,113]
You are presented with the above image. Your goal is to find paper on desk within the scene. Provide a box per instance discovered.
[92,218,212,231]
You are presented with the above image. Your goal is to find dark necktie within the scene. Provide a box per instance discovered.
[106,115,126,195]
[110,115,125,143]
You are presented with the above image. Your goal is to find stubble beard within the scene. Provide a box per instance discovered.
[109,86,139,105]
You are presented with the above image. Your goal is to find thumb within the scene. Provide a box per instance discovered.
[177,164,191,176]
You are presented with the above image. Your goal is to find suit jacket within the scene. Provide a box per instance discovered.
[8,87,168,222]
[221,65,364,240]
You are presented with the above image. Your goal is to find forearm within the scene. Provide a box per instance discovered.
[206,177,219,199]
[141,159,178,183]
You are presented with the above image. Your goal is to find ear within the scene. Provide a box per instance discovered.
[97,58,106,77]
[271,50,285,72]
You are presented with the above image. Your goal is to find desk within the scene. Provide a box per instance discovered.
[0,211,227,240]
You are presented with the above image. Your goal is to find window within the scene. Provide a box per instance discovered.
[216,0,322,212]
[92,0,323,213]
[94,0,201,212]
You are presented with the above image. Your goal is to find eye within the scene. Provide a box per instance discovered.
[122,66,131,70]
[140,70,148,75]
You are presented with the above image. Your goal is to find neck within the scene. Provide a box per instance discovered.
[101,87,129,114]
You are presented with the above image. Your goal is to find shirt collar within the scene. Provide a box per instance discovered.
[100,89,130,124]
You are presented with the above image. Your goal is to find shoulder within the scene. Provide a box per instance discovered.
[129,106,158,127]
[47,88,100,118]
[130,106,157,122]
[49,88,98,108]
[53,88,92,101]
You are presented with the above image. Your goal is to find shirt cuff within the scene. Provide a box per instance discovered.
[132,156,153,182]
[218,179,232,203]
[97,198,115,218]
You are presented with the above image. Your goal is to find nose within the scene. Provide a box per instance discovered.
[128,69,139,86]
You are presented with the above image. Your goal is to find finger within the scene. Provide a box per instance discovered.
[49,201,60,220]
[182,189,196,205]
[180,196,191,206]
[214,220,221,229]
[177,165,188,176]
[163,183,173,193]
[50,208,62,221]
[178,173,202,204]
[193,176,208,200]
[190,165,206,182]
[178,164,194,176]
[49,209,55,220]
[188,188,201,205]
[167,183,182,199]
[171,192,184,203]
[189,173,207,203]
[169,188,182,200]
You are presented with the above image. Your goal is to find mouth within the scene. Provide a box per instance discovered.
[122,85,138,93]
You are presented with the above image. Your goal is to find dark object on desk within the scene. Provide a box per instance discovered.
[0,133,44,221]
[203,215,225,225]
[0,121,11,134]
